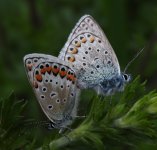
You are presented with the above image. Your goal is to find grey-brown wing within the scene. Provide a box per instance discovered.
[24,54,79,123]
[58,15,121,88]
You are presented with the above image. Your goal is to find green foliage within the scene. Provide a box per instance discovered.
[0,92,29,150]
[1,77,154,150]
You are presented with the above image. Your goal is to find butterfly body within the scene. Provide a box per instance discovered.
[24,54,80,130]
[59,15,130,95]
[95,74,130,95]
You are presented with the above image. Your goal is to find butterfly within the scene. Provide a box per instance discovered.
[23,54,80,132]
[59,15,131,95]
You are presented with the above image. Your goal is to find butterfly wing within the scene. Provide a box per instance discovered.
[24,54,79,126]
[59,15,121,88]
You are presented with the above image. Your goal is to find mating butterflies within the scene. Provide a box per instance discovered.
[24,15,130,130]
[59,15,131,95]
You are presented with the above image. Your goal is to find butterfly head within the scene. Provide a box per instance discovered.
[95,73,131,96]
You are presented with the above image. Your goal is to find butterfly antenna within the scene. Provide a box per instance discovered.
[124,47,144,73]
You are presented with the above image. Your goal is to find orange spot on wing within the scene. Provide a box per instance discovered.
[72,75,76,84]
[33,81,38,88]
[67,73,76,82]
[89,36,95,43]
[46,66,52,73]
[68,56,75,62]
[68,48,78,54]
[40,68,47,74]
[75,41,81,47]
[52,67,59,75]
[70,75,73,80]
[35,74,42,82]
[26,64,33,71]
[70,74,76,84]
[81,37,87,43]
[59,70,67,78]
[67,73,72,81]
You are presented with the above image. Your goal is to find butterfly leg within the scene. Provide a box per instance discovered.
[47,122,56,130]
[59,126,73,134]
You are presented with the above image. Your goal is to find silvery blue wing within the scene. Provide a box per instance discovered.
[59,15,131,95]
[24,54,80,132]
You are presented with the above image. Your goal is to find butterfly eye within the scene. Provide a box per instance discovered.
[123,74,130,82]
[123,74,128,80]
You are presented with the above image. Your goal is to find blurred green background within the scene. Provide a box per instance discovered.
[0,0,157,149]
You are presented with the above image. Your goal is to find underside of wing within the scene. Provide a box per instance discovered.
[24,54,79,123]
[58,15,121,88]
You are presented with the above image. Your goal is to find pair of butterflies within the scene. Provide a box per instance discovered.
[24,15,130,132]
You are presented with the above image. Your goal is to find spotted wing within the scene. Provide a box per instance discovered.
[59,15,121,88]
[24,54,79,124]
